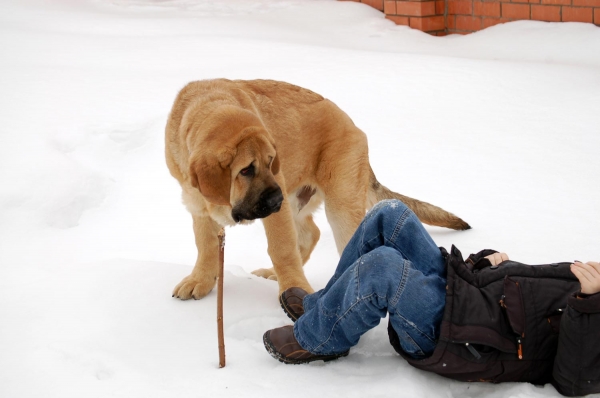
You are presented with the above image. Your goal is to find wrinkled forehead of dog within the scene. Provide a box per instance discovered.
[192,106,277,167]
[231,133,277,167]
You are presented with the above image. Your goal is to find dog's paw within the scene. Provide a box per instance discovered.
[172,274,217,300]
[251,267,278,281]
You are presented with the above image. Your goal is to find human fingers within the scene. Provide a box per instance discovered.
[485,253,500,266]
[585,261,600,274]
[490,253,500,266]
[572,262,594,282]
[571,263,600,294]
[485,252,509,266]
[571,263,591,283]
[493,253,509,265]
[571,265,594,294]
[576,261,600,279]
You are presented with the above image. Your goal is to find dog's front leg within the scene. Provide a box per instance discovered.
[173,214,222,300]
[256,198,314,296]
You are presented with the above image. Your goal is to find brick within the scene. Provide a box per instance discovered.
[541,0,571,5]
[448,0,474,14]
[511,0,530,3]
[361,0,383,9]
[482,16,511,27]
[435,0,445,14]
[595,7,600,23]
[384,0,397,13]
[572,0,600,5]
[562,5,593,21]
[372,0,385,10]
[447,14,457,27]
[528,0,541,4]
[409,15,446,30]
[396,1,437,15]
[531,4,562,20]
[474,1,502,16]
[456,15,483,29]
[385,14,411,24]
[502,2,531,18]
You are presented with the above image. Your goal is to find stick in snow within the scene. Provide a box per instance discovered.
[217,228,226,368]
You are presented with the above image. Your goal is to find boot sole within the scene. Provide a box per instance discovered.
[263,330,349,365]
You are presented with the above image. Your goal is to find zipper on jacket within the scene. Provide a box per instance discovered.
[465,343,481,359]
[499,294,506,308]
[499,293,524,360]
[516,335,524,360]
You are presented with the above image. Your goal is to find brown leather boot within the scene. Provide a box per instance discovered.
[279,287,308,322]
[263,325,349,364]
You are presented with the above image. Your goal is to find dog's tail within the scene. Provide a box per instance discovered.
[367,167,471,230]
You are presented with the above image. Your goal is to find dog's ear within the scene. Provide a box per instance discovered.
[189,152,232,206]
[271,151,280,175]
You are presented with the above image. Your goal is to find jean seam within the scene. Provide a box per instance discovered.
[362,207,411,262]
[389,259,410,308]
[360,203,409,254]
[358,219,367,258]
[389,206,410,246]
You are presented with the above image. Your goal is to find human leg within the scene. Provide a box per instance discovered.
[293,245,445,358]
[303,199,445,313]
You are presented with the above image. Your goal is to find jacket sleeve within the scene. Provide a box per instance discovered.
[552,292,600,396]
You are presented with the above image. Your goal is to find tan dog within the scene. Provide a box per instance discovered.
[165,79,469,300]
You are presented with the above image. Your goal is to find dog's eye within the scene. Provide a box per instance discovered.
[240,164,254,177]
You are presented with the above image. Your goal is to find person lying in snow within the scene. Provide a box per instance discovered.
[263,199,600,397]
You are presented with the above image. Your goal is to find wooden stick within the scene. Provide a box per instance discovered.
[217,228,226,368]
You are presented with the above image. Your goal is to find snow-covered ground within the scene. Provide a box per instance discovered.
[1,0,599,397]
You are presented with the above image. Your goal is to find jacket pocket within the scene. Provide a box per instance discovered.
[448,339,517,362]
[499,276,526,359]
[437,339,514,382]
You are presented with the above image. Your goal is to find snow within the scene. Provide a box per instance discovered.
[1,0,599,397]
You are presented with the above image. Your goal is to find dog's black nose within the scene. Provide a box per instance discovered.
[261,186,283,211]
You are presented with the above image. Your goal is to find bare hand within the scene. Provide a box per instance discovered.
[485,252,509,266]
[571,261,600,295]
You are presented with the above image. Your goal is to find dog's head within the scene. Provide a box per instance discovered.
[188,107,282,222]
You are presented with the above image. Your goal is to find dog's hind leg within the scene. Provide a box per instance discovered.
[295,214,320,265]
[317,131,370,255]
[320,174,368,255]
[324,200,366,255]
[290,187,323,265]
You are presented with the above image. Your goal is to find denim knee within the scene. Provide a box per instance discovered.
[367,199,409,220]
[356,246,406,303]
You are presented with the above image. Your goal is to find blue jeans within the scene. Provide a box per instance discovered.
[294,199,446,358]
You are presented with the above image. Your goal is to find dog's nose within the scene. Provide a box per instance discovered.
[262,186,283,211]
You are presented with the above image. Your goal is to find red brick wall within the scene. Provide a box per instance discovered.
[341,0,600,34]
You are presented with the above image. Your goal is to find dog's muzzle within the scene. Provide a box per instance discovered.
[232,186,284,222]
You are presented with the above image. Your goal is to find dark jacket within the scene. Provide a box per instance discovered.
[388,245,600,396]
